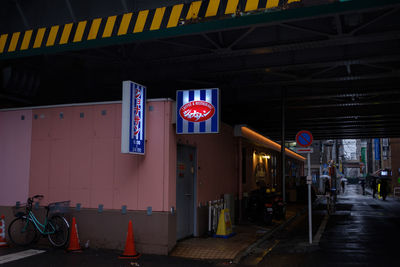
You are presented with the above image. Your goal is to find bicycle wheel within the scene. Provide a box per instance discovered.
[47,215,70,247]
[8,217,38,246]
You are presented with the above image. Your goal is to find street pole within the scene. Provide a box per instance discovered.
[307,152,312,244]
[281,89,286,203]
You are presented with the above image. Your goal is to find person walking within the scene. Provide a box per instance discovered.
[380,179,388,200]
[324,177,331,195]
[371,177,377,198]
[360,179,366,195]
[341,179,345,194]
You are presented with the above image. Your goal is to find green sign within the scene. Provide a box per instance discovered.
[361,147,366,163]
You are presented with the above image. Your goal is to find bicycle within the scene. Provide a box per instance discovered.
[326,188,337,215]
[8,195,70,247]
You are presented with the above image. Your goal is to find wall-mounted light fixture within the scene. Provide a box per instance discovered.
[261,153,271,160]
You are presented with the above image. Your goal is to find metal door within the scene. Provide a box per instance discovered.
[176,145,196,240]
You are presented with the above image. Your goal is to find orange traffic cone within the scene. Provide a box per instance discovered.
[67,217,82,252]
[119,220,140,259]
[0,215,9,247]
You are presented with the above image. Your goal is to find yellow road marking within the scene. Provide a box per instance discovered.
[255,240,280,263]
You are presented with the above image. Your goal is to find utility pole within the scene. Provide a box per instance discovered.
[281,89,286,203]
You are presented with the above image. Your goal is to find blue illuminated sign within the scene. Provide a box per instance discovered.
[121,81,146,155]
[374,138,380,160]
[176,88,219,134]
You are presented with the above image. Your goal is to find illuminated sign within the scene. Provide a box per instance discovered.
[176,88,219,134]
[121,81,146,154]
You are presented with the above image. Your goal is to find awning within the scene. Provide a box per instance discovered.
[234,125,306,162]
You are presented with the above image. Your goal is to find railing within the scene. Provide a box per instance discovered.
[208,199,225,235]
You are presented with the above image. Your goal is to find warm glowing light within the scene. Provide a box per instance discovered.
[261,153,271,160]
[241,127,305,162]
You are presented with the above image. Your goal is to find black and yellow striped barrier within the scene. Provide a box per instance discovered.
[0,0,304,58]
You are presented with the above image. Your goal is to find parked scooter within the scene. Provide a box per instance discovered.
[248,189,273,225]
[272,194,285,220]
[263,203,274,225]
[247,187,285,225]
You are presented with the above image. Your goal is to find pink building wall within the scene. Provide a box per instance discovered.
[28,101,174,211]
[0,110,32,206]
[177,124,238,204]
[1,100,237,212]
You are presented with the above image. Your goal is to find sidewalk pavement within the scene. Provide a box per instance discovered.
[169,202,311,263]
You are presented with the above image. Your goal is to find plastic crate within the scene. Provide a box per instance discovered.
[48,201,70,214]
[12,204,27,217]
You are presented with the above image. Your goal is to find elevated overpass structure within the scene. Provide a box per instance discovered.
[1,0,400,140]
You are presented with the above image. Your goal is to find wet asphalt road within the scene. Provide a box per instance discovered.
[246,184,400,267]
[1,184,399,266]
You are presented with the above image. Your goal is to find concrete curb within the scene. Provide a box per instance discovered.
[232,196,323,264]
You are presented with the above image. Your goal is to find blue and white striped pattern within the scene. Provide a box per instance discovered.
[176,88,219,134]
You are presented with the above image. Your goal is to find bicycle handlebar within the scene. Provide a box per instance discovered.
[28,195,44,204]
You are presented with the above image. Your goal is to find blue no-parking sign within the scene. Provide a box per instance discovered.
[296,130,313,147]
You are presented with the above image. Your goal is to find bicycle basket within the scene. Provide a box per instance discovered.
[12,203,27,217]
[48,201,70,214]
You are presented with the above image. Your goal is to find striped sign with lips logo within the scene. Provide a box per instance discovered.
[176,88,219,134]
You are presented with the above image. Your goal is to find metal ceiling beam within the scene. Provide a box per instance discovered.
[287,122,400,130]
[280,22,333,38]
[0,93,31,104]
[14,0,30,29]
[148,29,400,65]
[159,54,400,82]
[262,129,400,139]
[247,70,400,87]
[246,117,400,127]
[65,0,77,23]
[226,88,400,104]
[289,113,400,122]
[286,119,400,127]
[350,7,400,35]
[288,98,400,109]
[2,0,400,61]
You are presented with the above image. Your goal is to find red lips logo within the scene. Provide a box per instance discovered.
[179,101,215,122]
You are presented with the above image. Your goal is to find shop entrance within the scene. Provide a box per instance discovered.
[176,145,197,240]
